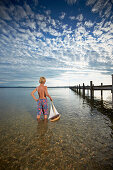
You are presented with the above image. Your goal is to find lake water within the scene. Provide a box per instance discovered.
[0,88,113,170]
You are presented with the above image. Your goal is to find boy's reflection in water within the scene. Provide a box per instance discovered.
[37,119,52,151]
[37,119,48,138]
[36,119,53,167]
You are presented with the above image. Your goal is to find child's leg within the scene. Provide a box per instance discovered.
[44,115,47,119]
[37,115,40,119]
[42,99,48,119]
[37,99,42,120]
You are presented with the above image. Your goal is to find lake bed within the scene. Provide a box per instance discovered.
[0,88,113,170]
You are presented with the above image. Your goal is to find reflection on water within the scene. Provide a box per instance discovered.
[0,88,113,169]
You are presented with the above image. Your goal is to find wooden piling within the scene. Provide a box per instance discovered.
[101,83,103,100]
[77,85,78,93]
[83,83,85,96]
[111,74,113,108]
[79,84,80,94]
[90,81,94,99]
[69,74,113,107]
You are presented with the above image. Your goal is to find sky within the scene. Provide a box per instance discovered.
[0,0,113,87]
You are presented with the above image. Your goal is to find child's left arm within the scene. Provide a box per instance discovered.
[31,88,38,101]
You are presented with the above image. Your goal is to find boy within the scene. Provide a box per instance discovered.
[31,77,53,120]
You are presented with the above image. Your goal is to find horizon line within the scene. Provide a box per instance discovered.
[0,86,70,88]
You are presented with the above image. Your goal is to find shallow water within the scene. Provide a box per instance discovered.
[0,88,113,170]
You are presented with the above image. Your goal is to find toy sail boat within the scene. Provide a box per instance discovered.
[48,102,61,122]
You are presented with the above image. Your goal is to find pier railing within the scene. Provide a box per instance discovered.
[69,74,113,107]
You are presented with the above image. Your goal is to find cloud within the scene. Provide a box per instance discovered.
[36,14,45,21]
[36,32,43,38]
[45,10,51,15]
[0,82,7,84]
[59,12,66,19]
[69,16,76,20]
[51,19,56,26]
[65,0,77,5]
[0,6,12,20]
[13,5,27,20]
[37,20,47,30]
[86,0,97,6]
[84,20,94,27]
[26,19,36,30]
[91,0,106,13]
[33,0,38,6]
[0,0,113,87]
[76,14,83,21]
[103,2,112,18]
[0,2,35,22]
[86,0,113,19]
[93,30,103,36]
[24,2,34,17]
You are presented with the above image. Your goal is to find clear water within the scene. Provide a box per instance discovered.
[0,88,113,170]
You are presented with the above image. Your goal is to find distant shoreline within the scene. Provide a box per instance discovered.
[0,86,69,88]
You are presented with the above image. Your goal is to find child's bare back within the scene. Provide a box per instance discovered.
[37,85,47,99]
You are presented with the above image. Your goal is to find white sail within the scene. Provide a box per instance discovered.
[52,103,59,115]
[48,104,54,119]
[48,102,59,119]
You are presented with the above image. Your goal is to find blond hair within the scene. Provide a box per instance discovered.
[39,77,46,84]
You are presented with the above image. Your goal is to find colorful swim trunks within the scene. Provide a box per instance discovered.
[37,98,48,115]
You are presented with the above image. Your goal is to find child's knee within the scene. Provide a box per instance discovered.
[37,115,40,119]
[44,115,47,119]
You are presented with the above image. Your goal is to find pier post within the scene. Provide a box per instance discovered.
[77,85,78,93]
[111,74,113,108]
[83,83,85,97]
[101,83,103,100]
[76,86,77,92]
[79,84,80,94]
[90,81,94,99]
[74,86,76,92]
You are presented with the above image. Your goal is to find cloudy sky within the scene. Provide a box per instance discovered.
[0,0,113,87]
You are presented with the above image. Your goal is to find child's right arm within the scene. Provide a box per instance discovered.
[45,86,53,101]
[31,88,38,101]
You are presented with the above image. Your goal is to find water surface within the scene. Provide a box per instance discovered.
[0,88,113,170]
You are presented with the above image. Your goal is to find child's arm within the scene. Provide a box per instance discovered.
[45,86,53,101]
[31,88,38,101]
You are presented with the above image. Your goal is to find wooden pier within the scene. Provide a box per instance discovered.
[69,74,113,107]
